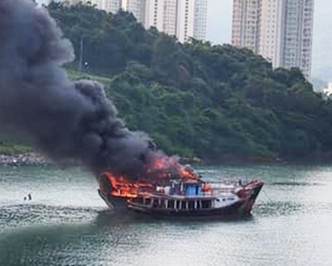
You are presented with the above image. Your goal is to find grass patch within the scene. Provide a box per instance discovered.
[66,69,113,85]
[0,145,31,155]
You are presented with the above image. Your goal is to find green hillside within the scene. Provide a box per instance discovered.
[47,2,332,161]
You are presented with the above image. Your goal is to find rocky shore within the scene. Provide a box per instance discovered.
[0,153,202,167]
[0,153,51,167]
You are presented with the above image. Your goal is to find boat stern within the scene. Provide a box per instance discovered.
[97,173,128,210]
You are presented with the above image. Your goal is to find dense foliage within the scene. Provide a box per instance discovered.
[43,3,332,161]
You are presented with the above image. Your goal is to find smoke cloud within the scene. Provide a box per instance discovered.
[0,0,156,179]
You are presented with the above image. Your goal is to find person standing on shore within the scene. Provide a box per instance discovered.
[24,193,32,201]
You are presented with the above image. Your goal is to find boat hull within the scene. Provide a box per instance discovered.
[98,189,127,210]
[127,200,248,218]
[98,178,264,219]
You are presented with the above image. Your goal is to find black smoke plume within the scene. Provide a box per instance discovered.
[0,0,156,180]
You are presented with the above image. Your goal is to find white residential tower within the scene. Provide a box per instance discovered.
[232,0,315,79]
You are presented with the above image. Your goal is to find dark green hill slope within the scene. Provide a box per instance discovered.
[46,2,332,161]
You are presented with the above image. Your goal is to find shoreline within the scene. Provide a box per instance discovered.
[0,153,51,167]
[2,152,332,167]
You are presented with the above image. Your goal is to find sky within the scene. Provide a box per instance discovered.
[206,0,232,45]
[37,0,332,82]
[311,0,332,81]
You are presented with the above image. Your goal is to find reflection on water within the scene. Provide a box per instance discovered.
[1,164,332,265]
[271,181,323,186]
[0,209,142,265]
[255,201,304,217]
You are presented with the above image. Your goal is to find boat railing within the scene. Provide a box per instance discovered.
[136,179,244,197]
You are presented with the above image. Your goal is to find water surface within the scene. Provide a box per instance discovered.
[1,164,332,265]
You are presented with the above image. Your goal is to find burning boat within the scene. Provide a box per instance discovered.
[98,157,263,218]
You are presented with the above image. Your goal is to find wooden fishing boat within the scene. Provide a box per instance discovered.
[98,169,263,218]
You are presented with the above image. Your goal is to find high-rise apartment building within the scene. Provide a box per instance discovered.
[176,0,196,42]
[232,0,314,79]
[143,0,178,37]
[259,0,285,67]
[63,0,208,43]
[62,0,122,14]
[281,0,314,78]
[143,0,208,43]
[193,0,208,41]
[163,0,178,36]
[104,0,122,14]
[144,0,166,31]
[232,0,261,53]
[122,0,145,22]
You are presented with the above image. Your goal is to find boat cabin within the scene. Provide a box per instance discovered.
[129,179,239,212]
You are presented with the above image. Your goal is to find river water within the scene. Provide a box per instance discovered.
[0,164,332,265]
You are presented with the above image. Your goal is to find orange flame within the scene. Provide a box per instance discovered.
[148,155,199,180]
[101,155,199,199]
[102,172,153,198]
[178,166,198,180]
[104,173,139,198]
